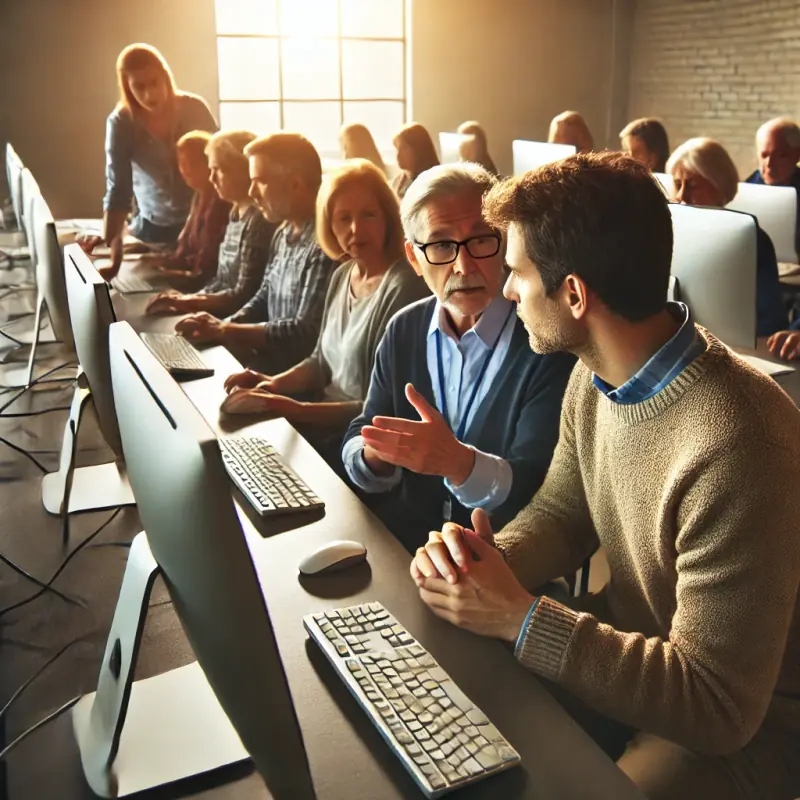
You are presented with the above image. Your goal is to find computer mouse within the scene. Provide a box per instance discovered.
[298,540,368,576]
[220,389,268,415]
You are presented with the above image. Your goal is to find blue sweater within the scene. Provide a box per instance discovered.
[755,225,787,337]
[342,297,576,551]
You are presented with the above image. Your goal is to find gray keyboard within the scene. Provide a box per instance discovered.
[139,332,213,377]
[304,603,520,798]
[111,274,155,293]
[218,436,324,516]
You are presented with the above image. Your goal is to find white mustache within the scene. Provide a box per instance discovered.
[444,277,485,298]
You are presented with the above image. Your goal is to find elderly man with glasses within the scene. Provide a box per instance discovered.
[342,163,575,552]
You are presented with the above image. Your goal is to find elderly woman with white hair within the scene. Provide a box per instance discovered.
[667,137,786,337]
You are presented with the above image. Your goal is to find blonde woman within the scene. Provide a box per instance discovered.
[457,120,498,175]
[340,123,387,174]
[222,159,428,439]
[146,130,275,318]
[391,122,440,199]
[548,110,594,153]
[97,44,218,280]
[667,137,785,337]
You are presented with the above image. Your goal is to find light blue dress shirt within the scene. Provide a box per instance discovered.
[343,295,516,512]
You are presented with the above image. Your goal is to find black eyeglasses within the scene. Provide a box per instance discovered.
[413,233,502,266]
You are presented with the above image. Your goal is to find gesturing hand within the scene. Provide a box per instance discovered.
[416,527,535,643]
[361,383,476,486]
[175,312,227,344]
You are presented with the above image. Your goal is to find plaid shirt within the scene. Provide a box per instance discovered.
[203,204,275,311]
[232,219,336,368]
[592,302,707,404]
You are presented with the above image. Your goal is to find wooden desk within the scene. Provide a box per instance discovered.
[1,295,644,799]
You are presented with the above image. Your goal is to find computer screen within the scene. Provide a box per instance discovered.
[106,320,314,797]
[669,202,757,349]
[512,140,576,176]
[5,143,24,230]
[727,182,798,264]
[32,193,73,349]
[20,168,40,262]
[438,132,468,164]
[63,244,121,456]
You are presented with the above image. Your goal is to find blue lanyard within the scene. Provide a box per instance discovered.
[435,304,514,441]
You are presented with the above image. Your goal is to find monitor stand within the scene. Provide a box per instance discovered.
[71,532,251,797]
[41,372,135,516]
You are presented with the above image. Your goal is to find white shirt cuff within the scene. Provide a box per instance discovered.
[342,435,402,493]
[445,446,512,511]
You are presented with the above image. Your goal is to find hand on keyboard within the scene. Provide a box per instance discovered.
[175,312,227,344]
[146,291,184,315]
[412,511,535,644]
[220,388,294,417]
[223,368,270,393]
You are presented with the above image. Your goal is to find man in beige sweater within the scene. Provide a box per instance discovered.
[410,152,800,799]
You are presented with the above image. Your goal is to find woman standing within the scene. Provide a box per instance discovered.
[98,43,218,279]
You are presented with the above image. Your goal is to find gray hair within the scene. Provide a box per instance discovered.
[400,162,498,241]
[666,137,739,205]
[756,117,800,150]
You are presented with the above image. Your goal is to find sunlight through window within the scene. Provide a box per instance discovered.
[215,0,406,155]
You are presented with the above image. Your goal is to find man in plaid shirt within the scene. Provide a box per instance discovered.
[176,133,336,373]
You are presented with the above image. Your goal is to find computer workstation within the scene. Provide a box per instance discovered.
[42,319,642,800]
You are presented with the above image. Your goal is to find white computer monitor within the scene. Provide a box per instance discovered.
[5,143,25,230]
[512,140,576,176]
[20,168,41,263]
[438,132,468,164]
[70,319,315,798]
[727,182,798,264]
[669,202,757,349]
[653,172,674,199]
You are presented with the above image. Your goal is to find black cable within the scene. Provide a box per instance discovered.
[0,406,71,418]
[0,695,80,761]
[0,436,47,472]
[0,328,24,347]
[0,508,123,620]
[0,639,84,720]
[0,555,83,606]
[0,361,77,411]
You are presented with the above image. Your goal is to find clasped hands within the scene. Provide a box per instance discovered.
[411,508,536,644]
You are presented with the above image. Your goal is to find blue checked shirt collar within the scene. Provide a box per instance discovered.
[592,302,706,405]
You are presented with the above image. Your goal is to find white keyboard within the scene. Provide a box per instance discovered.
[111,274,155,294]
[304,602,520,798]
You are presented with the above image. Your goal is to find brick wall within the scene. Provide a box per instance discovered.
[627,0,800,177]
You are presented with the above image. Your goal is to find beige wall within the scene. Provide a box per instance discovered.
[0,0,219,218]
[0,0,631,217]
[627,0,800,178]
[411,0,635,176]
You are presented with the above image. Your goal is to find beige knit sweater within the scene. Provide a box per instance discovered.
[499,329,800,756]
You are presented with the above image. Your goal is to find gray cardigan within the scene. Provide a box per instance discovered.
[302,258,429,400]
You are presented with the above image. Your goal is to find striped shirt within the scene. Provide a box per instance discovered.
[203,205,275,312]
[592,302,707,404]
[232,219,336,369]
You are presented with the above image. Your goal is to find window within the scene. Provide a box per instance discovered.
[215,0,408,156]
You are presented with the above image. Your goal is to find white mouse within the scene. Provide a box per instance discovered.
[298,540,367,576]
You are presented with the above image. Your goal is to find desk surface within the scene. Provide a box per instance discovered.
[1,286,646,799]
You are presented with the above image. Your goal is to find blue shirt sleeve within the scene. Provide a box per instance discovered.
[103,111,134,214]
[444,448,513,510]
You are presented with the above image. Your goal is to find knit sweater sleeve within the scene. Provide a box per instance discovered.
[516,431,800,756]
[495,364,599,588]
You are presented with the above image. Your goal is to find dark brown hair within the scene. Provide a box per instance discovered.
[483,152,673,322]
[620,117,670,172]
